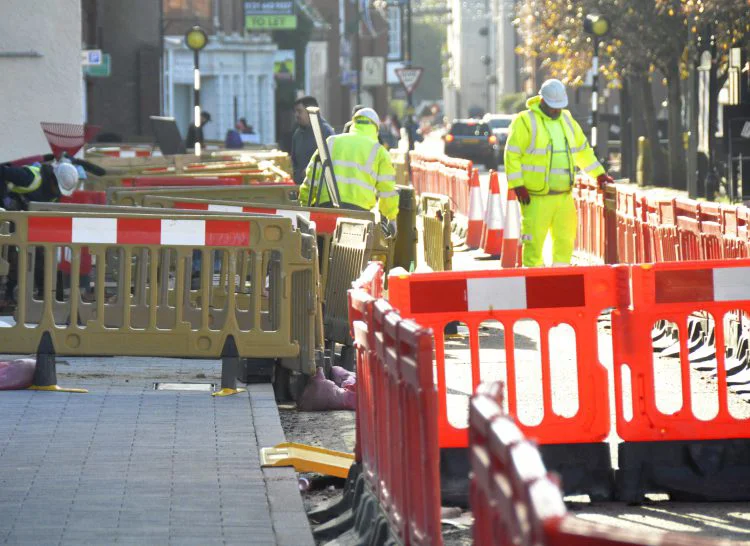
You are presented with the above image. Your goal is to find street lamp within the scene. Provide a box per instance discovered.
[185,25,208,156]
[583,14,610,158]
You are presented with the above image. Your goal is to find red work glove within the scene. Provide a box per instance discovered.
[597,173,614,190]
[513,186,531,205]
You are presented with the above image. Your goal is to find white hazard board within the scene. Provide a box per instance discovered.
[741,121,750,139]
[395,67,423,95]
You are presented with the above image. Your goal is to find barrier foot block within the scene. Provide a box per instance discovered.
[259,442,355,478]
[313,475,366,541]
[28,385,88,394]
[308,464,361,524]
[616,439,750,503]
[539,443,614,501]
[440,448,471,507]
[212,387,246,397]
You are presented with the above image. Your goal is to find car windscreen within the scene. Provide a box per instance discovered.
[450,123,491,137]
[487,118,512,130]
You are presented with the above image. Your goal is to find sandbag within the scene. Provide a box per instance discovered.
[298,367,356,411]
[0,359,36,390]
[331,365,356,390]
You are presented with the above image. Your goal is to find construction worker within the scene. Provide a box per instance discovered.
[0,159,79,308]
[505,79,614,267]
[0,160,78,208]
[299,108,399,235]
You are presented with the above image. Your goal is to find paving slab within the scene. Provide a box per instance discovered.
[0,354,313,546]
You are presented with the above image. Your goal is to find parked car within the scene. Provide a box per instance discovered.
[442,119,500,169]
[483,114,514,162]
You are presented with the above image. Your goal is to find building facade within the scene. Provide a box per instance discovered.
[443,0,494,120]
[1,0,84,159]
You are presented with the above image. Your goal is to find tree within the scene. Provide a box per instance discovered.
[514,0,750,189]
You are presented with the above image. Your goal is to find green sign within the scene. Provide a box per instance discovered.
[245,15,297,29]
[84,53,111,78]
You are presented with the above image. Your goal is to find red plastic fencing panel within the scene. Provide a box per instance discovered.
[388,266,617,448]
[699,202,724,260]
[721,205,746,259]
[348,284,442,546]
[675,198,702,261]
[471,382,732,546]
[613,260,750,442]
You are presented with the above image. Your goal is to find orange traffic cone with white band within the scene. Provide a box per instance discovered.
[465,168,484,249]
[480,171,504,257]
[501,186,522,268]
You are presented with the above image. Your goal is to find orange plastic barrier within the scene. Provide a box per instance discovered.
[351,261,384,298]
[349,274,442,545]
[613,259,750,442]
[699,202,724,260]
[408,152,473,220]
[721,205,746,259]
[388,266,617,447]
[470,381,734,546]
[573,176,606,263]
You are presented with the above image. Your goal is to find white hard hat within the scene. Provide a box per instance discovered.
[53,162,79,196]
[353,107,381,126]
[539,79,568,109]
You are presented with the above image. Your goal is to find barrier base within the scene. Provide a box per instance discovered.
[308,464,360,524]
[238,357,274,383]
[313,467,398,546]
[539,443,614,501]
[28,385,88,394]
[616,439,750,503]
[441,444,613,506]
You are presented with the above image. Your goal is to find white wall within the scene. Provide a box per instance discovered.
[0,0,83,159]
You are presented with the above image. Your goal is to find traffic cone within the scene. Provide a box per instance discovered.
[480,171,504,257]
[465,168,484,249]
[501,186,522,268]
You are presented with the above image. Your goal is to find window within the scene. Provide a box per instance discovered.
[164,0,210,17]
[387,6,402,61]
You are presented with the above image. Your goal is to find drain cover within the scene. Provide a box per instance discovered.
[154,382,215,392]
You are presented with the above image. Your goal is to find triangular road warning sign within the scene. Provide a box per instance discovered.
[395,67,423,95]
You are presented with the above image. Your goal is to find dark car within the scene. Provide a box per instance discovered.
[443,120,500,169]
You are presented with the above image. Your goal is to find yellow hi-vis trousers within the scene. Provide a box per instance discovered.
[520,192,577,267]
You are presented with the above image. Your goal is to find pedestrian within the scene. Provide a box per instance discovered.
[504,78,614,267]
[224,123,244,150]
[0,159,79,307]
[291,96,334,185]
[299,108,399,236]
[185,111,211,150]
[238,118,255,134]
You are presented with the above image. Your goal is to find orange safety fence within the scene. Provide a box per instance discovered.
[469,382,734,546]
[387,265,617,448]
[408,152,472,219]
[348,267,442,546]
[120,176,244,187]
[613,259,750,442]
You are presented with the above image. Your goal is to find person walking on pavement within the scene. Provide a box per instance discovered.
[504,78,614,267]
[291,96,334,185]
[299,108,399,236]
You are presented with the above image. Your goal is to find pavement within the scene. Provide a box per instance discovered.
[0,355,314,546]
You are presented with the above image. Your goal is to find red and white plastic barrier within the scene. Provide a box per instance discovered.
[469,382,732,546]
[27,216,251,247]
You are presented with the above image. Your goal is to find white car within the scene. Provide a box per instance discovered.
[483,114,514,162]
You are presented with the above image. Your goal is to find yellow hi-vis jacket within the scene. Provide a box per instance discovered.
[299,120,399,220]
[504,96,605,195]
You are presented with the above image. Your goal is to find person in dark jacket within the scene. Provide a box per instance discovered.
[0,160,80,307]
[186,111,211,150]
[291,97,334,185]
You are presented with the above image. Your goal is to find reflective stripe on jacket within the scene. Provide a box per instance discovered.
[299,120,399,220]
[6,165,43,194]
[504,95,604,195]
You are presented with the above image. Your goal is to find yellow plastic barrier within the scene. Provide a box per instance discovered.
[421,192,453,271]
[0,208,320,395]
[107,184,299,207]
